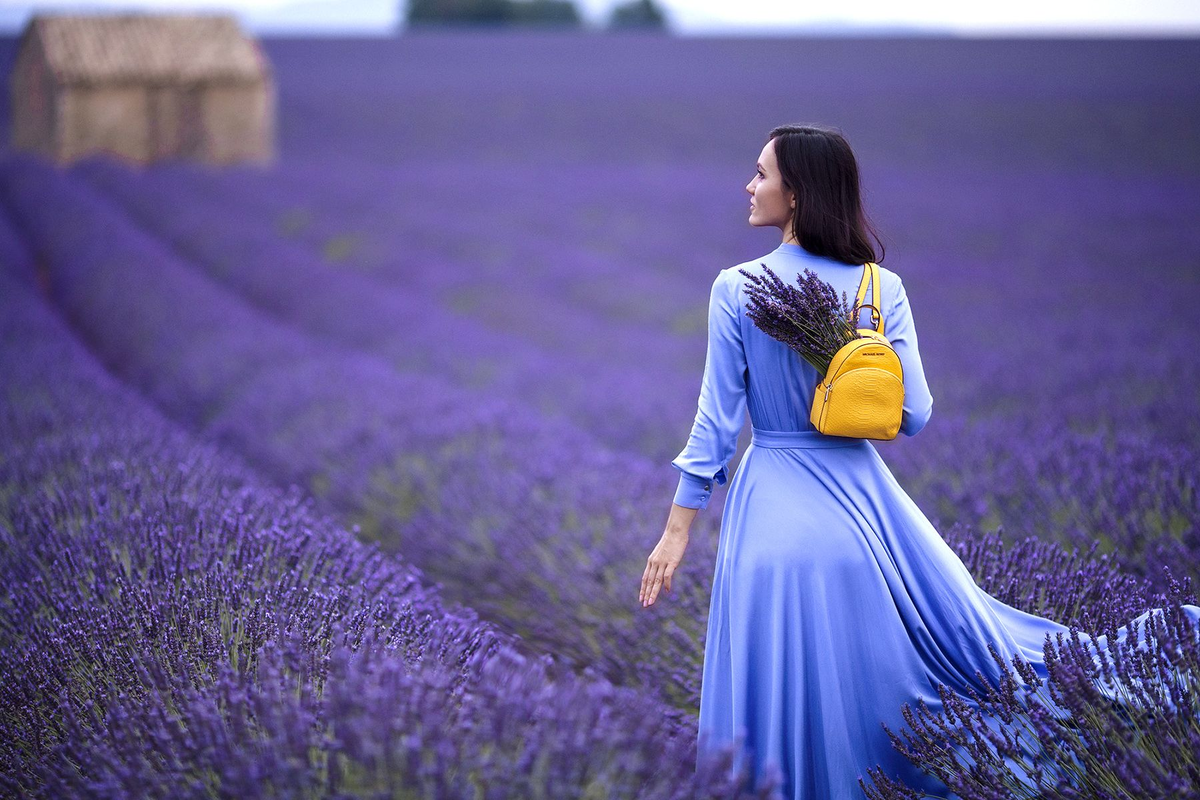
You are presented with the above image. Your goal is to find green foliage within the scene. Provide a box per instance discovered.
[406,0,581,26]
[607,0,666,29]
[509,0,580,24]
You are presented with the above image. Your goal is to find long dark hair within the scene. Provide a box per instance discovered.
[767,124,884,265]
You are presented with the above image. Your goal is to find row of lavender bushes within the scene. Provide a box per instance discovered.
[71,157,696,459]
[71,157,1200,594]
[0,216,777,799]
[6,151,1200,796]
[0,153,719,713]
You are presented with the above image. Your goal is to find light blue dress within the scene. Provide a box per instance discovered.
[672,242,1200,799]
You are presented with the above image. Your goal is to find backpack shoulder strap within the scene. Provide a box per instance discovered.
[854,262,883,334]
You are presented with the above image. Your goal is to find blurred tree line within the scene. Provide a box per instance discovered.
[405,0,667,28]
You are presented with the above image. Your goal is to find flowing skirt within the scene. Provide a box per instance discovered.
[696,426,1199,800]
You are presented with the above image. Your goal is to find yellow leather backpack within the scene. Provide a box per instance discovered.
[809,262,905,440]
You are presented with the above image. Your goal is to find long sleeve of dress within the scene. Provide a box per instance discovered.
[887,276,935,436]
[671,268,749,510]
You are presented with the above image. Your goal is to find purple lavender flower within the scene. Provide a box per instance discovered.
[739,263,865,377]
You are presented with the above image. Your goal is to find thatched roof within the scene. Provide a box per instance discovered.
[26,12,269,85]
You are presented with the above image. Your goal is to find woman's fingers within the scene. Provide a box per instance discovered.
[640,557,656,605]
[642,563,658,607]
[644,562,669,607]
[642,539,685,607]
[645,571,660,607]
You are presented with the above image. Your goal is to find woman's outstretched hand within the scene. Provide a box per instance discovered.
[641,503,698,607]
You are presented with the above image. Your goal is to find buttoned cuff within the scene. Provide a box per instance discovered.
[673,471,714,510]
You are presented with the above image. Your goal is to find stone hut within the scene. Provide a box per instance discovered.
[10,12,275,165]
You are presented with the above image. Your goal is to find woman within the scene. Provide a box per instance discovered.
[638,124,1199,799]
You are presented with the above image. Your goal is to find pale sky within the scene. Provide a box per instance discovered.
[1,0,1198,35]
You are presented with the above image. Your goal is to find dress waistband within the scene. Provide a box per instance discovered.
[750,426,865,449]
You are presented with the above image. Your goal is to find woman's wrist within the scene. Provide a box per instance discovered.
[666,503,698,537]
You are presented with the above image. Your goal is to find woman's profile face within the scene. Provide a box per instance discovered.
[746,138,796,236]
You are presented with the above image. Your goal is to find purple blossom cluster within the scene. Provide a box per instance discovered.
[0,223,775,798]
[864,576,1200,799]
[738,263,865,375]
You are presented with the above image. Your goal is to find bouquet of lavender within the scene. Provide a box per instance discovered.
[738,263,866,377]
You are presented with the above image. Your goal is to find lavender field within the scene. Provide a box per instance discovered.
[2,31,1200,798]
